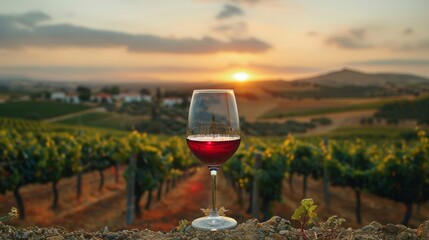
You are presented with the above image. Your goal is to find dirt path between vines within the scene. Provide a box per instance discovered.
[53,168,249,232]
[43,107,106,123]
[274,175,429,229]
[1,167,247,232]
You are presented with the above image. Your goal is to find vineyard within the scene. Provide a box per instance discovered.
[1,117,429,229]
[0,117,197,222]
[223,129,429,226]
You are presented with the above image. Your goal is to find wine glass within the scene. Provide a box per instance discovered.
[187,89,241,231]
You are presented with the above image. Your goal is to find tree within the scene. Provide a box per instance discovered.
[155,87,162,104]
[139,88,151,95]
[76,86,91,101]
[101,86,120,95]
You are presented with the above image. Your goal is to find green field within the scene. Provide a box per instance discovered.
[57,112,148,130]
[261,101,386,119]
[0,101,90,120]
[0,116,128,136]
[325,126,418,139]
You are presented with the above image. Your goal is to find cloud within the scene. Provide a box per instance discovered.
[0,65,226,74]
[247,63,319,73]
[394,39,429,51]
[402,28,413,36]
[306,31,319,37]
[212,22,247,38]
[216,4,244,19]
[200,0,274,5]
[1,63,319,76]
[12,11,51,27]
[326,28,372,49]
[0,11,270,54]
[231,0,268,3]
[349,59,429,66]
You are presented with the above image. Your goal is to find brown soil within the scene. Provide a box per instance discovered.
[1,165,428,232]
[274,175,429,229]
[1,167,247,232]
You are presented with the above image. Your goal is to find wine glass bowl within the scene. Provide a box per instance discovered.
[186,89,241,231]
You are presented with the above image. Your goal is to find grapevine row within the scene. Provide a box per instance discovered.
[0,129,196,219]
[223,129,429,225]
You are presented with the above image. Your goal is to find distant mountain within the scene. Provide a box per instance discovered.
[297,68,429,87]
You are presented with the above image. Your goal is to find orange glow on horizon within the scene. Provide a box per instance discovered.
[233,72,250,82]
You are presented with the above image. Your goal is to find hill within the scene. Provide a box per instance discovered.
[297,68,429,87]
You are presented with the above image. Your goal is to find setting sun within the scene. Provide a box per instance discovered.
[233,72,250,82]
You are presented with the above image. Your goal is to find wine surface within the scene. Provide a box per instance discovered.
[187,135,240,168]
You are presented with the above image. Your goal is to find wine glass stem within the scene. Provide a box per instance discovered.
[210,169,217,214]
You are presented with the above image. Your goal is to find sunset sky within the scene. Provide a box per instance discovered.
[0,0,428,82]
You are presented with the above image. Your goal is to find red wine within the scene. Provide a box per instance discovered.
[187,135,240,168]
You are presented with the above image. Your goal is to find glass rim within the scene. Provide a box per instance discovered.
[193,89,234,93]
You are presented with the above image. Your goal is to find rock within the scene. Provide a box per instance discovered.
[0,218,428,240]
[396,231,418,240]
[369,221,383,230]
[417,220,429,239]
[271,233,284,240]
[355,236,377,240]
[46,236,64,240]
[422,220,429,239]
[382,223,399,234]
[361,225,376,233]
[17,230,32,239]
[396,224,409,233]
[276,219,291,231]
[266,216,281,226]
[184,225,192,233]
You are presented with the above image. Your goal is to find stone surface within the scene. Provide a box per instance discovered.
[0,217,426,240]
[396,231,418,240]
[419,220,429,239]
[369,221,383,230]
[382,223,399,234]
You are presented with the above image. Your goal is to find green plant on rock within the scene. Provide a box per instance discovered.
[176,219,190,232]
[0,207,18,223]
[0,207,18,234]
[319,215,345,231]
[319,215,346,239]
[291,198,317,239]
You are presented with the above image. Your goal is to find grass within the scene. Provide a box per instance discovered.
[0,116,128,136]
[0,101,90,120]
[57,112,147,131]
[325,126,417,139]
[261,101,387,119]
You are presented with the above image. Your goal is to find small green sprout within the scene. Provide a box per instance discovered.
[0,207,18,223]
[176,219,190,231]
[291,198,317,239]
[200,206,228,216]
[320,215,345,231]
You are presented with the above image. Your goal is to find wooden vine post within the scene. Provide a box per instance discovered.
[251,151,262,219]
[126,154,137,224]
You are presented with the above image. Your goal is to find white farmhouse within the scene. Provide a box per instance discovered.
[162,97,183,107]
[121,93,142,103]
[51,92,66,101]
[142,94,152,102]
[91,93,113,103]
[64,93,80,104]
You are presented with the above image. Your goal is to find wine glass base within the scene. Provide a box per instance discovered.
[192,216,237,231]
